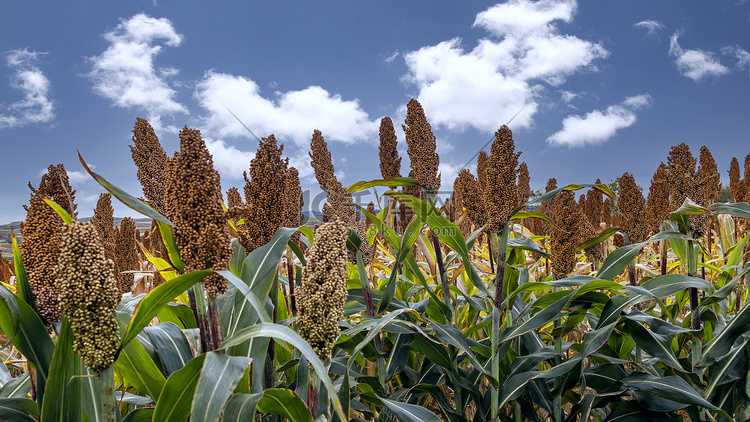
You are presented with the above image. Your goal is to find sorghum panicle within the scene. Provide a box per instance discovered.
[57,222,120,372]
[550,191,577,279]
[646,163,671,235]
[379,117,401,180]
[130,118,169,214]
[618,172,648,243]
[483,125,521,234]
[403,99,440,194]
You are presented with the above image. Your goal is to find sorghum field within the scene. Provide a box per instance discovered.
[2,99,750,422]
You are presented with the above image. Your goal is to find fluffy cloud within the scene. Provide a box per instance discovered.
[401,0,607,133]
[721,45,750,70]
[0,49,55,129]
[669,33,729,81]
[547,94,652,147]
[634,20,664,36]
[194,71,378,147]
[87,14,187,129]
[203,138,255,180]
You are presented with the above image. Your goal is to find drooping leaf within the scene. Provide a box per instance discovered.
[257,388,313,422]
[380,397,443,422]
[115,316,166,402]
[0,398,40,421]
[153,354,205,422]
[700,300,750,366]
[622,373,723,414]
[596,243,644,280]
[346,177,420,193]
[40,317,82,422]
[42,198,73,225]
[190,352,252,422]
[222,393,263,422]
[710,202,750,219]
[144,322,195,376]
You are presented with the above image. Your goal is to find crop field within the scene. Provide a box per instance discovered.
[2,99,750,422]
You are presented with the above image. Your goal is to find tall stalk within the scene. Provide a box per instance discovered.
[490,223,509,421]
[100,366,116,422]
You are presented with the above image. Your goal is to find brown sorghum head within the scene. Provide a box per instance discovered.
[284,167,304,229]
[20,164,77,329]
[366,202,376,230]
[646,162,671,235]
[455,169,486,228]
[538,178,558,235]
[296,219,348,361]
[226,187,243,209]
[114,217,138,295]
[483,126,521,233]
[308,130,371,264]
[403,99,440,194]
[729,157,744,203]
[91,193,116,266]
[550,190,577,279]
[584,179,603,228]
[602,197,612,226]
[0,256,12,284]
[618,173,648,243]
[57,222,120,372]
[379,117,401,180]
[240,135,289,253]
[576,209,603,263]
[666,142,697,210]
[164,127,232,298]
[693,146,721,237]
[130,118,169,214]
[517,162,530,205]
[310,129,336,191]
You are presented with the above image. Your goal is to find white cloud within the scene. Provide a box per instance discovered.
[560,90,578,103]
[402,0,607,133]
[634,20,664,36]
[385,50,399,64]
[87,14,187,129]
[547,94,652,147]
[194,71,378,147]
[669,33,729,81]
[203,138,255,180]
[0,49,55,129]
[721,45,750,69]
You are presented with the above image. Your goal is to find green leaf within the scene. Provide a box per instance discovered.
[378,217,422,313]
[219,323,346,422]
[40,317,82,422]
[115,316,167,402]
[671,198,710,216]
[0,374,30,398]
[623,320,685,372]
[502,291,576,341]
[621,373,722,413]
[257,388,313,422]
[144,322,195,376]
[580,322,616,358]
[190,352,252,422]
[346,177,420,193]
[596,243,643,280]
[576,227,620,252]
[0,398,40,421]
[9,230,34,312]
[157,222,185,273]
[120,270,213,351]
[42,198,73,224]
[222,393,262,422]
[78,150,173,226]
[430,321,490,375]
[639,274,714,298]
[704,340,747,399]
[0,285,54,407]
[700,299,750,366]
[710,201,750,218]
[153,354,205,422]
[121,409,155,422]
[380,397,443,422]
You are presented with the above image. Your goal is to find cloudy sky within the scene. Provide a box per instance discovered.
[1,0,749,222]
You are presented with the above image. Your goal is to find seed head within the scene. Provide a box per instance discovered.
[240,135,289,253]
[164,127,232,298]
[483,126,521,233]
[666,143,697,211]
[517,162,530,205]
[550,191,577,279]
[296,219,348,361]
[618,173,648,243]
[693,146,721,237]
[226,187,243,209]
[57,222,120,372]
[403,99,440,194]
[114,217,139,295]
[130,118,169,214]
[584,179,603,227]
[646,163,671,235]
[729,157,744,202]
[379,117,401,180]
[454,169,486,229]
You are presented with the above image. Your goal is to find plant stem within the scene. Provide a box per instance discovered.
[207,297,223,351]
[187,287,212,353]
[100,366,116,422]
[288,257,297,316]
[687,240,701,330]
[266,272,278,389]
[491,223,510,422]
[430,229,450,307]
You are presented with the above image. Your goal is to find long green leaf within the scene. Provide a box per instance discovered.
[622,373,722,412]
[115,316,166,402]
[576,227,620,252]
[623,320,685,372]
[42,198,73,224]
[153,354,206,422]
[78,150,173,226]
[0,374,31,398]
[640,274,714,298]
[346,177,420,193]
[700,299,750,366]
[9,229,34,312]
[0,398,40,421]
[257,388,313,422]
[144,322,194,376]
[710,201,750,218]
[380,397,443,422]
[120,270,213,351]
[222,393,262,422]
[219,323,346,421]
[596,243,643,280]
[704,340,748,399]
[0,285,54,406]
[190,352,252,422]
[40,317,82,422]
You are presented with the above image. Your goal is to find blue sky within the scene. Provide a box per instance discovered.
[1,0,749,223]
